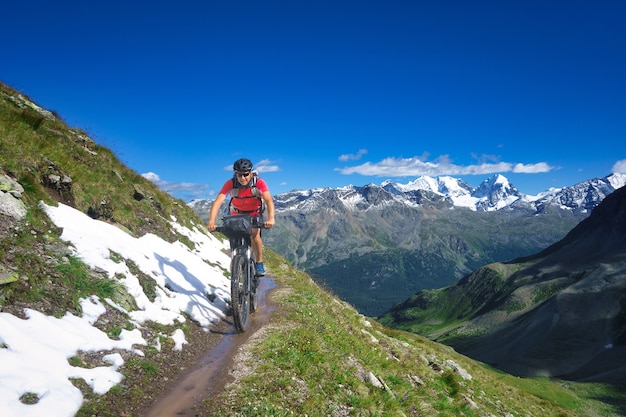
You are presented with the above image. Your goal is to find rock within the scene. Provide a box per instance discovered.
[0,174,27,220]
[461,394,478,409]
[409,375,425,386]
[9,94,55,119]
[443,359,472,380]
[0,193,27,219]
[40,161,74,205]
[360,328,378,344]
[0,176,10,191]
[366,371,383,388]
[0,264,19,285]
[0,173,24,197]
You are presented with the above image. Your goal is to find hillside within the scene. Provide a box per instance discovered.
[2,80,625,416]
[191,170,625,318]
[235,180,607,316]
[190,168,625,317]
[379,184,626,384]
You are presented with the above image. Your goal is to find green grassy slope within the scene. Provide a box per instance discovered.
[201,252,624,416]
[2,80,623,416]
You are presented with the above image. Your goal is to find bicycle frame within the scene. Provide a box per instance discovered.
[227,235,255,332]
[215,216,262,332]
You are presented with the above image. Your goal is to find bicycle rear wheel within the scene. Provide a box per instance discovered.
[230,253,250,332]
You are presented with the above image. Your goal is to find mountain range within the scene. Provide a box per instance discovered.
[4,80,625,414]
[379,183,626,383]
[271,172,626,214]
[190,172,626,316]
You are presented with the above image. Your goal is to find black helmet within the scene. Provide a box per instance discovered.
[233,158,253,172]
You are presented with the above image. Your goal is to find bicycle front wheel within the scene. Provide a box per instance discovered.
[250,262,258,313]
[230,253,250,332]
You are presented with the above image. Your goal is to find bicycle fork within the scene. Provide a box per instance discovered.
[235,247,255,297]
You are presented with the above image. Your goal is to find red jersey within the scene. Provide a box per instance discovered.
[219,177,269,215]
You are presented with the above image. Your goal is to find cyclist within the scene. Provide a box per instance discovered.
[207,158,275,276]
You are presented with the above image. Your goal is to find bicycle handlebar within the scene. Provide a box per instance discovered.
[212,223,269,234]
[210,214,271,236]
[210,223,271,233]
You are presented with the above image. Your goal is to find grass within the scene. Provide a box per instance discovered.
[56,255,120,310]
[198,250,622,417]
[0,82,202,313]
[507,376,626,417]
[2,81,624,416]
[0,83,197,242]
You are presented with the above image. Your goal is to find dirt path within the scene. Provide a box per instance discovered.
[141,277,277,417]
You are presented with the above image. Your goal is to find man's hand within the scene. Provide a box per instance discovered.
[207,222,217,232]
[263,219,275,229]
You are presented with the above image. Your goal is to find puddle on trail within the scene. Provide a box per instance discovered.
[142,277,277,417]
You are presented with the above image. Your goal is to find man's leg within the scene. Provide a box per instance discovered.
[251,227,265,276]
[251,227,263,263]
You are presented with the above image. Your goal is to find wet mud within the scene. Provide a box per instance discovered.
[142,277,277,416]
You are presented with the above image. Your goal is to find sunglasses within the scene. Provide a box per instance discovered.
[236,171,251,178]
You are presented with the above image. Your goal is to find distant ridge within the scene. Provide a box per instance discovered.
[380,185,626,383]
[278,172,626,213]
[191,172,626,215]
[190,173,626,317]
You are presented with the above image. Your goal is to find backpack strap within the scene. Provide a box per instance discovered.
[228,173,265,214]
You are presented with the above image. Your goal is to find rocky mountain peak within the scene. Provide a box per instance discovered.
[471,174,522,211]
[270,173,626,215]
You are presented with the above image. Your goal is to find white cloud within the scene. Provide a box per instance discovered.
[255,159,280,173]
[337,155,554,177]
[338,149,368,161]
[221,159,280,173]
[612,159,626,174]
[141,172,210,201]
[512,162,552,174]
[141,172,160,182]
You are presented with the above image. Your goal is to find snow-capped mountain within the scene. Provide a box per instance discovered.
[471,174,523,211]
[189,172,626,317]
[531,174,626,212]
[191,172,626,225]
[381,176,476,208]
[272,173,626,214]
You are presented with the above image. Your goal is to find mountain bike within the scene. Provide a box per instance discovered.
[215,214,265,332]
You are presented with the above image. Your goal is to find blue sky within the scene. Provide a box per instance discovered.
[2,0,625,201]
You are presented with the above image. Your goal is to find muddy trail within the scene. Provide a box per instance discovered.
[141,277,277,417]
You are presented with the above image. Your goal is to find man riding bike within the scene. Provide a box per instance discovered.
[207,158,275,276]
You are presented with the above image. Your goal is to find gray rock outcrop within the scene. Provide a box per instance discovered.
[0,173,27,220]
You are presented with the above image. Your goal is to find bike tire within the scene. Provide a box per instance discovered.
[230,253,250,332]
[250,264,258,313]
